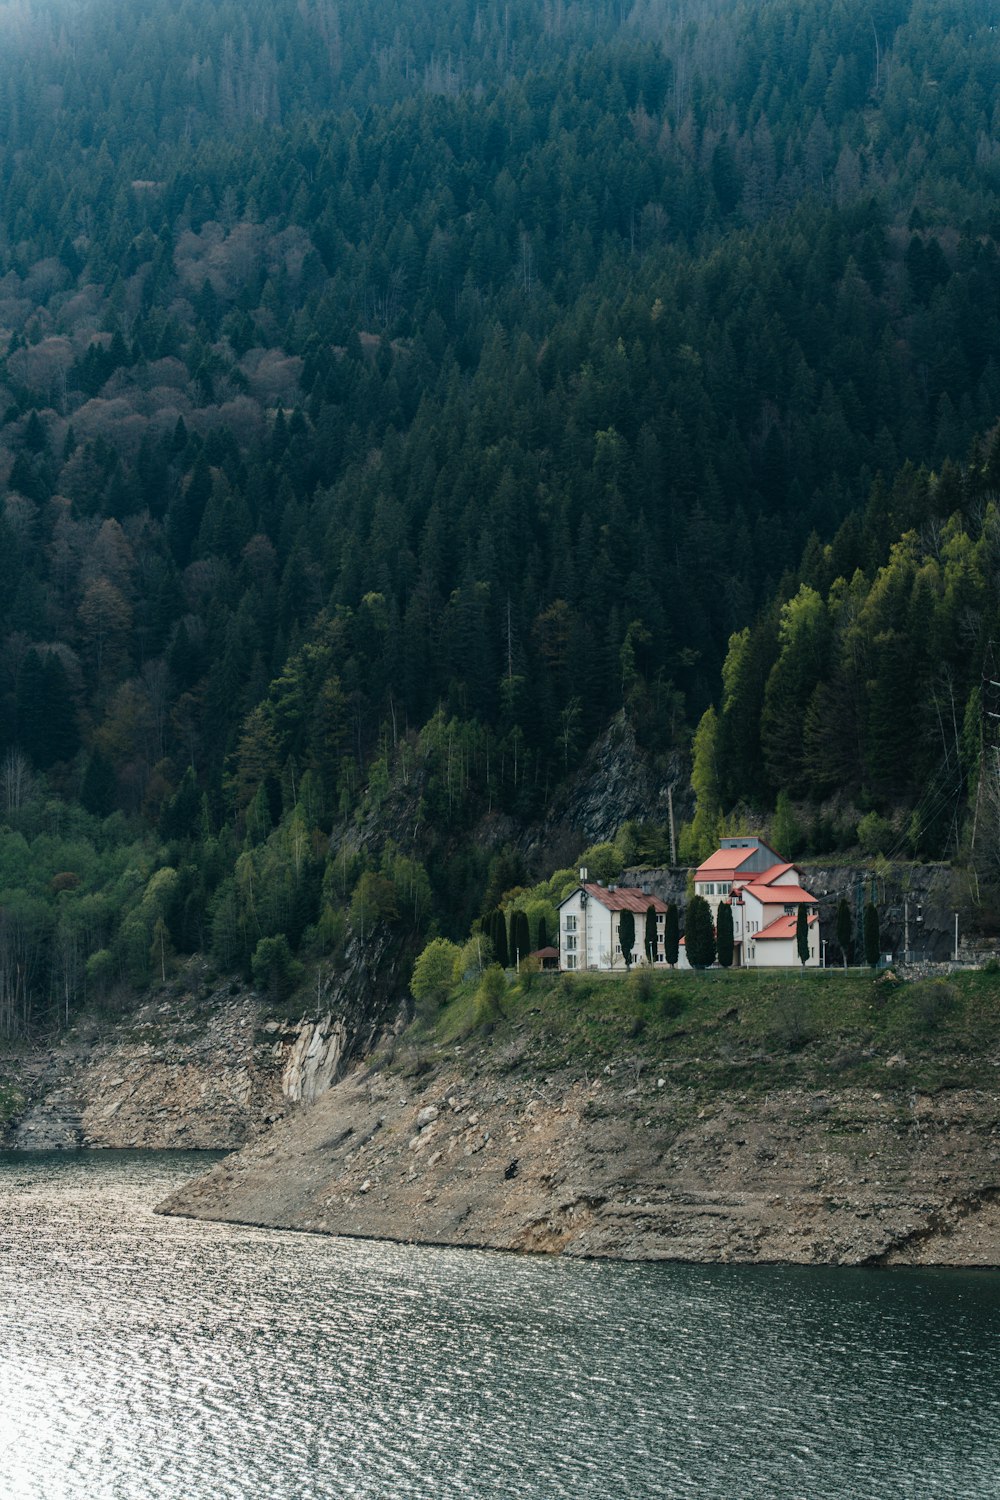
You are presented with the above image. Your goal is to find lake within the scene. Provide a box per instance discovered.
[1,1150,998,1499]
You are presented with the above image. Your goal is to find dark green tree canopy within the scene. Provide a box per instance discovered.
[796,903,810,967]
[864,903,881,969]
[618,909,636,968]
[663,904,680,967]
[716,902,734,969]
[685,895,716,969]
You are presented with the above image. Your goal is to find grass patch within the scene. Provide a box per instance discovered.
[410,967,1000,1095]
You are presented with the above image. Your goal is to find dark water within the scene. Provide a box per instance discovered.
[1,1152,999,1499]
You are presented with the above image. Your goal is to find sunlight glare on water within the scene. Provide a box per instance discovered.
[1,1151,999,1499]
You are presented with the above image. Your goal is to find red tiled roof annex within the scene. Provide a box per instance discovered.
[755,912,819,941]
[581,883,669,914]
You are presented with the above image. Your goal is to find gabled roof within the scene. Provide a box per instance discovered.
[755,912,819,941]
[751,862,795,885]
[694,838,783,881]
[695,847,761,876]
[738,881,817,906]
[559,883,669,914]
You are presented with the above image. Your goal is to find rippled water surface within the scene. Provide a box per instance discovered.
[2,1152,1000,1499]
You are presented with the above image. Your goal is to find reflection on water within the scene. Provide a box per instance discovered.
[1,1150,999,1499]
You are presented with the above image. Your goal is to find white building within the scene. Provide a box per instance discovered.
[694,837,820,968]
[557,873,670,971]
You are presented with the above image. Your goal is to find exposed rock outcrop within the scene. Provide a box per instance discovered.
[160,1056,1000,1267]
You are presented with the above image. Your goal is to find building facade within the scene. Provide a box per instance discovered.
[557,875,670,971]
[694,837,820,968]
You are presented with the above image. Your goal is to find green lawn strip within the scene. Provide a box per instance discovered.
[420,969,1000,1097]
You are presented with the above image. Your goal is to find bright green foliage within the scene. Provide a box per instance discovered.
[685,895,716,969]
[679,708,721,864]
[771,793,804,861]
[474,965,507,1026]
[760,587,830,797]
[720,495,1000,854]
[857,812,894,855]
[410,938,461,1015]
[716,903,734,968]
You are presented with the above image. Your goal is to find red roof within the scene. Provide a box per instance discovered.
[530,946,559,959]
[581,883,669,914]
[755,912,819,941]
[695,847,761,878]
[739,882,817,906]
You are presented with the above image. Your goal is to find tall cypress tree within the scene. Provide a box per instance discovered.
[664,903,679,967]
[716,902,734,968]
[511,909,530,966]
[618,909,635,968]
[796,902,810,966]
[644,904,658,964]
[863,903,881,968]
[492,909,509,969]
[685,895,716,968]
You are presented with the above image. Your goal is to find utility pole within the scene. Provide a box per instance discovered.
[973,643,1000,856]
[667,785,677,866]
[904,899,909,965]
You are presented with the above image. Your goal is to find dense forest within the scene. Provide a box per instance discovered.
[0,0,998,1033]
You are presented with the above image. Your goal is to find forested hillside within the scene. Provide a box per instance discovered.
[0,0,998,1033]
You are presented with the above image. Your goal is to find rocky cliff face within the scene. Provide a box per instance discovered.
[1,967,394,1151]
[159,1050,1000,1266]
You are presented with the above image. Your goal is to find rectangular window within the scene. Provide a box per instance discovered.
[565,935,577,951]
[615,944,621,954]
[565,915,577,932]
[566,955,577,970]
